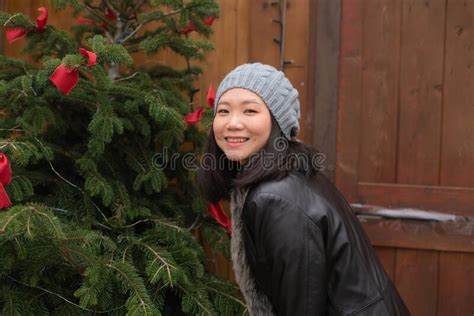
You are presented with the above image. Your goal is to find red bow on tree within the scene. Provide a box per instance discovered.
[184,84,215,125]
[79,48,97,66]
[36,7,48,31]
[5,7,48,43]
[207,83,215,109]
[105,8,117,21]
[208,201,232,236]
[203,16,215,26]
[49,48,97,95]
[184,107,204,126]
[76,17,107,28]
[0,153,12,209]
[178,16,216,35]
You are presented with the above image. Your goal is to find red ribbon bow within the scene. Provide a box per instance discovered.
[49,48,97,95]
[76,17,107,28]
[178,23,196,35]
[184,84,215,125]
[5,7,48,43]
[5,28,28,44]
[79,48,97,66]
[184,107,204,126]
[0,153,12,209]
[203,16,215,26]
[49,64,79,96]
[208,201,232,236]
[76,17,96,26]
[105,8,117,21]
[178,16,216,35]
[207,83,215,109]
[36,7,48,32]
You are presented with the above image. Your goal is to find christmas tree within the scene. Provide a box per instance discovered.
[0,0,244,315]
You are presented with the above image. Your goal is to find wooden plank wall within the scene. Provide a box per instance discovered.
[337,0,474,315]
[336,0,474,215]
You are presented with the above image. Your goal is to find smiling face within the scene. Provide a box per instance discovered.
[213,88,272,163]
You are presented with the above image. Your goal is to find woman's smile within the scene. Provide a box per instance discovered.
[225,136,250,147]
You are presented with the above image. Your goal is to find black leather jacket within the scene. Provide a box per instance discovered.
[240,170,410,315]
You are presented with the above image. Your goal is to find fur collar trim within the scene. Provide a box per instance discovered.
[230,187,276,316]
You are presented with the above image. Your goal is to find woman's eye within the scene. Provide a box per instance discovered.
[245,109,257,113]
[217,109,228,114]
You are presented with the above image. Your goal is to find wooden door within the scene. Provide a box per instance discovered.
[334,0,474,315]
[336,0,474,216]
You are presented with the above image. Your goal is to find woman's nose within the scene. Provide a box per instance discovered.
[226,113,244,129]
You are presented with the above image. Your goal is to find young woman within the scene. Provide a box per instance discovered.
[197,63,410,315]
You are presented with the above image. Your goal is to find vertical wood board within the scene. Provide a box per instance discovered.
[374,246,396,282]
[284,0,310,141]
[440,0,474,188]
[397,0,446,185]
[359,0,401,183]
[335,0,363,201]
[311,0,340,180]
[248,0,280,66]
[395,249,438,316]
[437,252,474,315]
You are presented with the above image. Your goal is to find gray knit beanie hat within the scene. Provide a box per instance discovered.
[214,63,300,140]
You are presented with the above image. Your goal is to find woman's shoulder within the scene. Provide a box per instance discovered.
[247,170,306,201]
[245,170,347,219]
